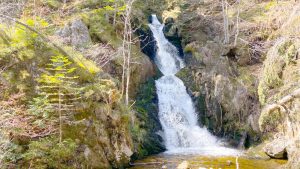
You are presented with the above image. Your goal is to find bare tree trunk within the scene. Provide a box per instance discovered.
[234,0,240,46]
[225,0,229,43]
[222,0,229,44]
[125,19,132,105]
[121,0,135,105]
[121,22,127,97]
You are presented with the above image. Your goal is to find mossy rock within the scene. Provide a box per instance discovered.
[258,38,300,105]
[258,38,289,104]
[132,77,165,159]
[259,108,284,132]
[41,0,61,9]
[81,9,120,47]
[246,143,271,160]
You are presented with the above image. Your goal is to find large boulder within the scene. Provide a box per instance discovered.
[263,137,288,159]
[163,17,184,57]
[56,19,92,49]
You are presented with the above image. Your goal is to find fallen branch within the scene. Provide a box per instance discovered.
[236,156,239,169]
[263,88,300,114]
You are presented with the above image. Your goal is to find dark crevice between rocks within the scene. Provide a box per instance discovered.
[137,27,157,61]
[224,48,238,62]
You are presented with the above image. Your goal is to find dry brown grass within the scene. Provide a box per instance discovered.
[0,92,57,141]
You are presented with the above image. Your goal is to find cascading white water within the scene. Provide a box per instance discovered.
[149,14,239,155]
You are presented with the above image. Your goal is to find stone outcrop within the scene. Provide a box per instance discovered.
[163,17,184,57]
[59,76,135,168]
[54,15,158,168]
[176,41,260,146]
[56,19,92,49]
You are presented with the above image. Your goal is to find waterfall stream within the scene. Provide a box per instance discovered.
[149,14,239,155]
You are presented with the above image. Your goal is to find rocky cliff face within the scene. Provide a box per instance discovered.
[54,11,164,168]
[257,4,300,167]
[160,0,300,167]
[54,17,157,168]
[176,41,261,146]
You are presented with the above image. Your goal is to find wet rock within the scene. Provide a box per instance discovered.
[164,17,176,37]
[226,160,232,166]
[137,27,157,60]
[263,137,288,159]
[238,131,248,149]
[177,161,189,169]
[163,17,184,57]
[56,19,92,49]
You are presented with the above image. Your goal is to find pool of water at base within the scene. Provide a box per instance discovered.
[128,154,287,169]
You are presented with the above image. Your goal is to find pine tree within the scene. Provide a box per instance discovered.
[38,55,80,143]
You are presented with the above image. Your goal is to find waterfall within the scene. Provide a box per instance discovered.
[149,14,239,155]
